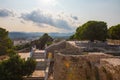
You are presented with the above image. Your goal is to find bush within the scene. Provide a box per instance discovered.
[0,54,36,80]
[108,24,120,40]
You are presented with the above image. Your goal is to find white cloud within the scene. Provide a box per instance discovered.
[0,9,14,17]
[20,9,79,31]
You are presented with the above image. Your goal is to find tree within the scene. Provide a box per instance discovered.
[22,58,36,76]
[15,43,31,51]
[31,33,53,49]
[0,27,36,80]
[108,24,120,40]
[74,21,107,41]
[69,35,75,40]
[0,27,13,55]
[0,54,36,80]
[39,33,53,49]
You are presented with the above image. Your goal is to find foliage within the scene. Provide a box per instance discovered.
[108,24,120,40]
[70,21,108,41]
[15,43,30,51]
[14,33,53,51]
[0,27,36,80]
[46,41,52,46]
[22,58,36,76]
[0,54,36,80]
[31,33,53,49]
[69,34,76,40]
[0,27,13,55]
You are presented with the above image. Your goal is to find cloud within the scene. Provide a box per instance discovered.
[20,10,79,30]
[0,9,14,17]
[20,20,25,24]
[71,16,78,20]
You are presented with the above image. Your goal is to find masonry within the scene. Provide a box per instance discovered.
[46,40,120,80]
[54,52,120,80]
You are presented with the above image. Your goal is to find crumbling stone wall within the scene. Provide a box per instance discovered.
[100,58,120,80]
[46,40,120,80]
[46,40,82,57]
[75,41,120,53]
[53,52,120,80]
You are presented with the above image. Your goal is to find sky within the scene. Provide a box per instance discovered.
[0,0,120,33]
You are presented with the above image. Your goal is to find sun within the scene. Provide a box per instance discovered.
[42,0,51,4]
[40,0,57,6]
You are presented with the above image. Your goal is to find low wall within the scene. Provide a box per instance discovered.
[72,41,120,55]
[76,41,108,47]
[46,40,82,57]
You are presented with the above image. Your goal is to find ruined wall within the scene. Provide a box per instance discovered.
[46,41,81,53]
[46,40,120,80]
[100,58,120,80]
[53,53,120,80]
[46,40,82,57]
[75,41,120,52]
[46,40,66,53]
[76,41,108,48]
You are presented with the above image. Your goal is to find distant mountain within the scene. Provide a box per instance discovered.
[9,32,74,40]
[49,32,74,38]
[9,32,43,39]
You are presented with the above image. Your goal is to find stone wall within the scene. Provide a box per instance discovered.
[75,41,120,52]
[75,41,108,47]
[46,40,82,57]
[46,40,82,78]
[53,52,120,80]
[100,58,120,80]
[46,40,66,54]
[46,40,120,80]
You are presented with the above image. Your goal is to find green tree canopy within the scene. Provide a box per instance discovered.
[0,54,36,80]
[0,27,36,80]
[0,27,13,55]
[108,24,120,40]
[72,21,107,41]
[31,33,53,49]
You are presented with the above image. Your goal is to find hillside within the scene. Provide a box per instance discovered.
[9,32,74,40]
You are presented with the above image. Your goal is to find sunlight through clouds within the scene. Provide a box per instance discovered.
[36,0,58,6]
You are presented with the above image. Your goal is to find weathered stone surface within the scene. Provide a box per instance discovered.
[53,53,120,80]
[100,58,120,80]
[45,40,120,80]
[46,40,82,58]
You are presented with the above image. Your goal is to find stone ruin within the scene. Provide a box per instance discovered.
[54,52,120,80]
[74,41,120,56]
[45,40,120,80]
[45,40,82,58]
